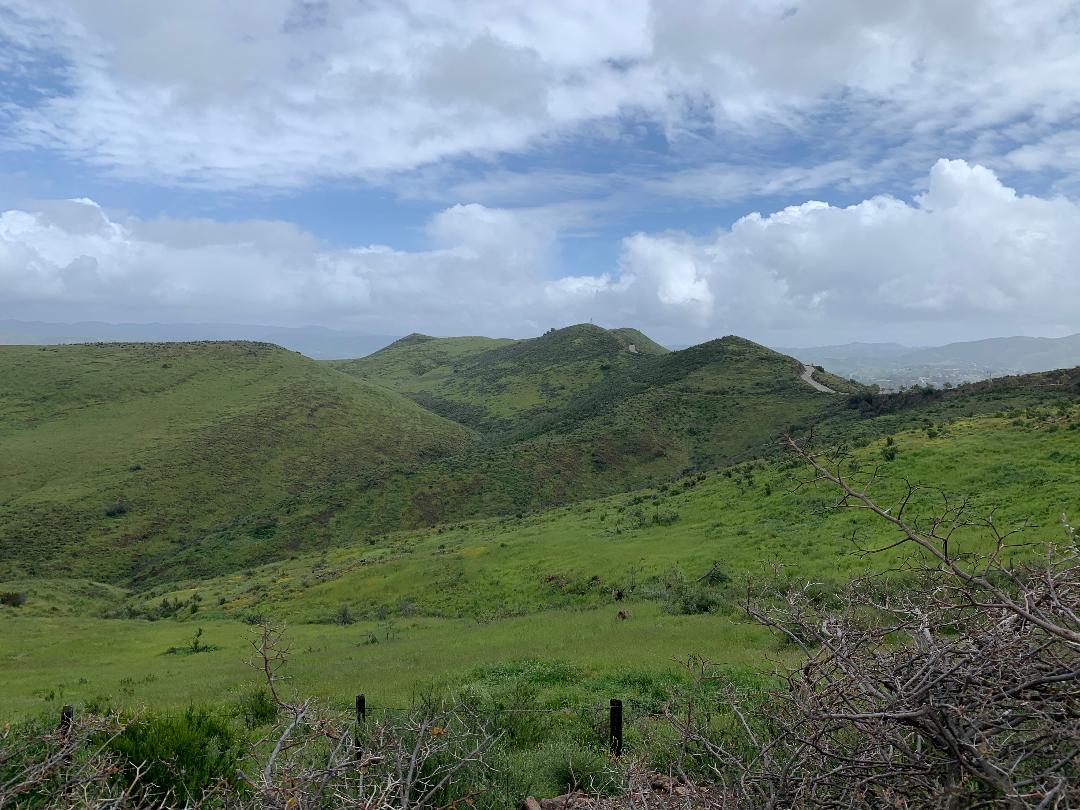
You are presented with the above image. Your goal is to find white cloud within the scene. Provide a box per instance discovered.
[4,1,1080,189]
[2,161,1078,343]
[595,160,1080,342]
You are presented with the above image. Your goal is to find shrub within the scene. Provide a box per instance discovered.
[1,591,27,607]
[234,688,278,729]
[108,707,246,803]
[530,740,620,796]
[657,566,728,615]
[104,498,129,517]
[334,603,356,625]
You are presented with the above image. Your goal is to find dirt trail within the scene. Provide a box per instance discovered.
[800,364,837,393]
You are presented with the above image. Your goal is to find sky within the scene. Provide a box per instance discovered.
[2,1,1080,347]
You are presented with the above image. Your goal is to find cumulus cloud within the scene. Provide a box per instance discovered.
[593,160,1080,342]
[3,1,1080,189]
[3,161,1078,343]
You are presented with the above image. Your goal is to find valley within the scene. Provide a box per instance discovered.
[3,324,1080,801]
[4,326,1079,704]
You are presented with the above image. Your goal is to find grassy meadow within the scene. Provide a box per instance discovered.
[3,327,1080,803]
[4,404,1079,719]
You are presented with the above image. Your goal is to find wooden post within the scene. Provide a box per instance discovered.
[609,698,623,757]
[354,694,366,762]
[59,705,74,735]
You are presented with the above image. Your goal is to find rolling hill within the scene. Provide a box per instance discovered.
[4,400,1080,720]
[0,318,398,360]
[330,324,669,436]
[6,327,1074,587]
[0,341,475,583]
[4,327,1080,803]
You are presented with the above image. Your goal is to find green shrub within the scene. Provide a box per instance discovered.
[234,688,278,729]
[334,603,356,625]
[104,498,129,517]
[656,566,728,615]
[108,707,246,803]
[1,591,27,607]
[526,740,620,796]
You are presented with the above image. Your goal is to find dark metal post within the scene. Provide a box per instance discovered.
[354,694,366,762]
[609,698,623,757]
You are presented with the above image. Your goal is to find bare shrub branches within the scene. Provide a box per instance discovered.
[668,434,1080,808]
[238,621,502,810]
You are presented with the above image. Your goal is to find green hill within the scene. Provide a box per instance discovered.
[0,342,476,584]
[7,331,1070,589]
[330,324,668,436]
[4,403,1080,718]
[303,335,846,536]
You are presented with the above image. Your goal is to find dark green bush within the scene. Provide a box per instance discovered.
[657,567,728,615]
[334,603,355,625]
[1,591,27,607]
[108,707,246,803]
[234,688,278,729]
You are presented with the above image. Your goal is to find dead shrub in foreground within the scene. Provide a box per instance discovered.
[667,436,1080,809]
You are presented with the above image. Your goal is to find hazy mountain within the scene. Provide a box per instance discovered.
[775,342,911,361]
[0,319,397,360]
[778,334,1080,389]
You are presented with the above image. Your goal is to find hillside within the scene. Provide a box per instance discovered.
[330,324,668,436]
[5,332,1074,590]
[0,342,476,584]
[4,403,1080,717]
[304,335,849,536]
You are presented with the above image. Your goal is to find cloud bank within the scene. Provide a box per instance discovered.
[3,161,1078,343]
[3,1,1080,190]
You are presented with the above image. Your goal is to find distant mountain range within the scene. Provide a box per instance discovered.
[778,333,1080,389]
[0,319,397,360]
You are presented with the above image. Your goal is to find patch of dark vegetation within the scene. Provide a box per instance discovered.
[1,590,27,607]
[103,498,129,517]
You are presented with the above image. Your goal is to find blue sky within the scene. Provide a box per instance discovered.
[2,0,1080,346]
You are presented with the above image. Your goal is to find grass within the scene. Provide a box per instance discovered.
[3,330,1080,740]
[4,406,1079,720]
[0,603,775,718]
[6,332,1072,589]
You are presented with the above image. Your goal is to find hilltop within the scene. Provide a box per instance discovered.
[0,318,398,359]
[330,324,668,436]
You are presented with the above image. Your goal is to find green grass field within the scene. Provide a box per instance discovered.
[3,331,1080,744]
[4,404,1079,719]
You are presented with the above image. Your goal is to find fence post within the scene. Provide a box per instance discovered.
[354,694,366,762]
[609,698,623,757]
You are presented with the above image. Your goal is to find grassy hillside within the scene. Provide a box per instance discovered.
[305,335,845,535]
[0,342,476,584]
[7,333,1074,590]
[4,404,1079,717]
[330,324,669,436]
